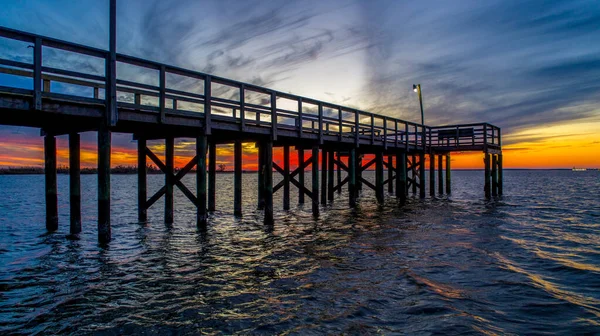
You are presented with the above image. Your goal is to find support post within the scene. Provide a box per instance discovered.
[492,154,498,197]
[312,145,319,217]
[208,141,216,211]
[328,150,334,201]
[337,152,342,194]
[438,154,443,194]
[396,152,407,205]
[283,145,290,210]
[197,135,207,226]
[98,125,111,243]
[446,154,451,194]
[419,152,426,198]
[411,154,417,194]
[349,148,357,207]
[257,142,265,209]
[44,135,58,231]
[234,140,243,216]
[264,141,274,224]
[165,137,174,223]
[69,133,81,234]
[320,148,327,205]
[484,152,491,198]
[298,149,305,204]
[376,152,384,204]
[429,153,435,197]
[357,155,363,192]
[388,155,393,194]
[498,153,503,196]
[138,138,147,222]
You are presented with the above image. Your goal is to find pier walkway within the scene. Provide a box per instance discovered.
[0,26,502,242]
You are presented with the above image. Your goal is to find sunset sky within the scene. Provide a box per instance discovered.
[0,0,599,169]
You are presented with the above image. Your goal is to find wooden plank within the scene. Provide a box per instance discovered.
[336,152,342,193]
[33,37,42,110]
[159,65,166,124]
[257,142,265,210]
[298,98,303,138]
[271,91,277,140]
[69,133,81,234]
[205,75,212,135]
[318,103,323,144]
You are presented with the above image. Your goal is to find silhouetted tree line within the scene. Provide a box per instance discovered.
[0,165,165,175]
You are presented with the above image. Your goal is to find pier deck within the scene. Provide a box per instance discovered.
[0,26,503,243]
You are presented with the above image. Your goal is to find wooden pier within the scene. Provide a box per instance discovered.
[0,25,502,243]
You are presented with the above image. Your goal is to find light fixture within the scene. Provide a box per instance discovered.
[413,84,418,93]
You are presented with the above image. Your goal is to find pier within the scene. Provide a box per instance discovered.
[0,24,502,243]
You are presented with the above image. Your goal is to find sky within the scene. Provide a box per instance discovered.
[0,0,599,169]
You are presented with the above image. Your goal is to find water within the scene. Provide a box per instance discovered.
[0,170,599,334]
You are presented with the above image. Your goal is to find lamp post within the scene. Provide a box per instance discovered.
[413,84,426,148]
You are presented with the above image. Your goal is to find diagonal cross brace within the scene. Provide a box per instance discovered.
[145,147,198,208]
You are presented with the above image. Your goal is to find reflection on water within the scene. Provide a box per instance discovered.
[0,170,599,334]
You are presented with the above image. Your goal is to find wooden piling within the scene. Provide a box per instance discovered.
[320,148,327,205]
[283,145,290,210]
[349,148,357,207]
[376,152,384,204]
[165,137,174,223]
[396,152,407,205]
[257,142,265,210]
[336,152,342,194]
[484,152,491,198]
[197,135,208,226]
[264,141,274,224]
[234,140,242,216]
[419,153,426,198]
[328,150,334,201]
[69,133,81,234]
[411,154,417,194]
[388,155,394,194]
[312,145,319,217]
[438,154,443,194]
[138,138,147,222]
[208,141,216,211]
[492,154,498,197]
[357,155,363,192]
[44,135,58,232]
[97,125,111,243]
[498,153,503,196]
[445,154,451,194]
[298,149,305,204]
[429,153,435,197]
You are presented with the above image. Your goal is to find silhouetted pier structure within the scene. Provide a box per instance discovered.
[0,25,503,243]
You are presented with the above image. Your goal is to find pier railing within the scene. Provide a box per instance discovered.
[0,26,499,151]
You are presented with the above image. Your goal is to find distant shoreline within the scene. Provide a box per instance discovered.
[0,167,597,175]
